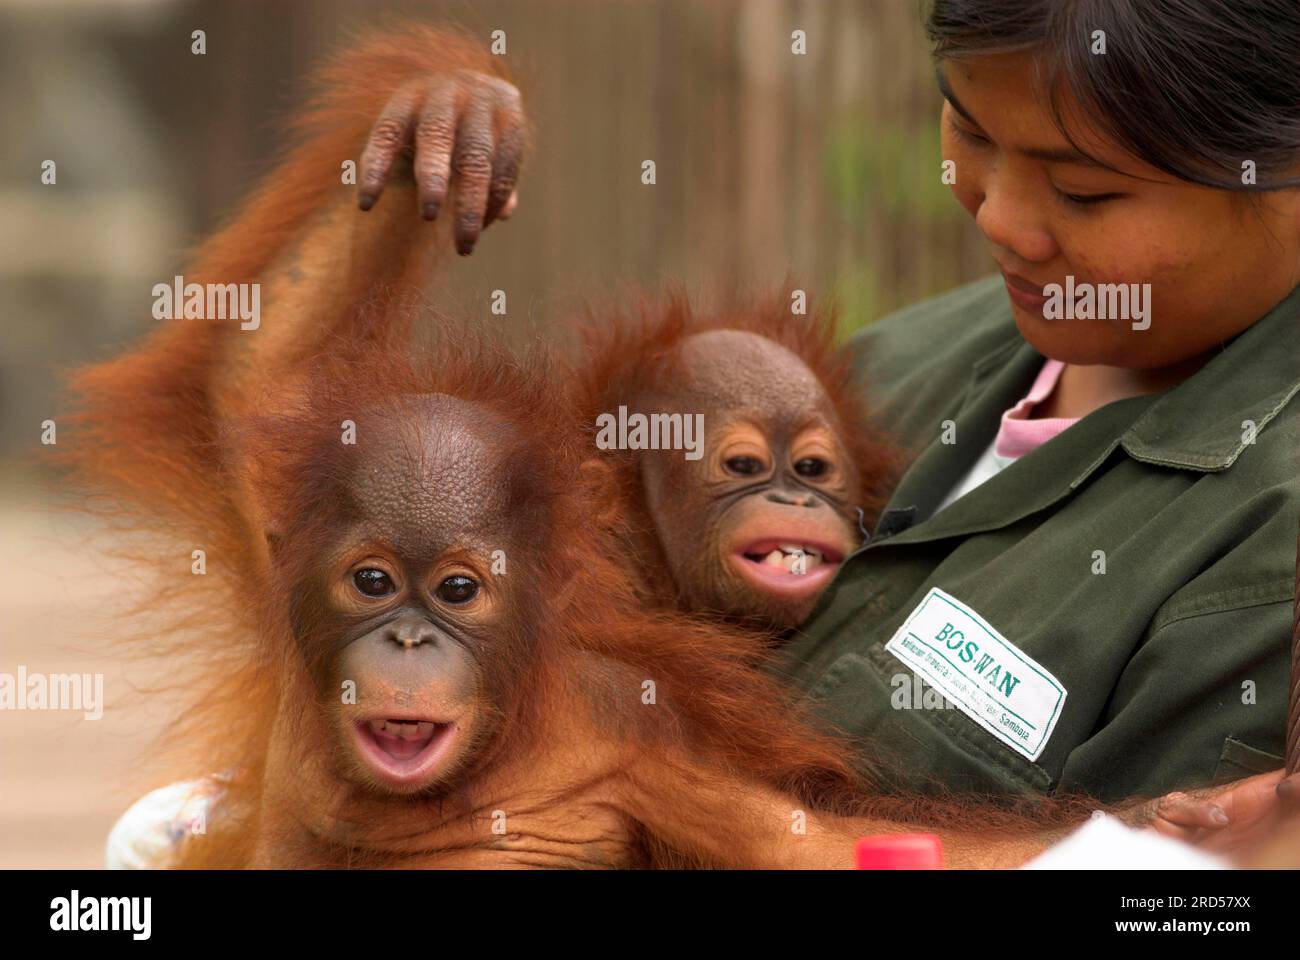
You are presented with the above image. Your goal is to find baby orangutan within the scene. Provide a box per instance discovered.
[580,296,898,630]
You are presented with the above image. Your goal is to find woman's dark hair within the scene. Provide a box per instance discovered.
[926,0,1300,190]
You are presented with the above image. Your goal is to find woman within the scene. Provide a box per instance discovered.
[779,0,1300,815]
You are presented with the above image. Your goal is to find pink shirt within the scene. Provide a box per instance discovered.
[994,357,1079,458]
[932,358,1080,515]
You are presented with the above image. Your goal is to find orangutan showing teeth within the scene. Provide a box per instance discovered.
[354,717,456,777]
[744,544,827,574]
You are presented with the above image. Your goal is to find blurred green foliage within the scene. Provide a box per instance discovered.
[825,115,959,222]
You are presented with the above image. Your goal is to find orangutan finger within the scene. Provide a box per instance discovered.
[358,86,422,211]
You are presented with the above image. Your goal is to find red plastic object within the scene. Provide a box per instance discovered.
[854,833,944,869]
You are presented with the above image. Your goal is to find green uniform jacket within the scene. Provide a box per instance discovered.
[780,276,1300,802]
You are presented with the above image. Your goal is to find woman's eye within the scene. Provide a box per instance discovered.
[724,455,765,476]
[353,568,395,597]
[794,457,831,478]
[947,115,989,147]
[1056,189,1122,207]
[436,575,479,605]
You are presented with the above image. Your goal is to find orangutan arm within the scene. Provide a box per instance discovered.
[118,27,525,426]
[616,751,1087,869]
[201,27,525,419]
[66,26,525,558]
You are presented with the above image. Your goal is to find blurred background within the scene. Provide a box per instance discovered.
[0,0,992,867]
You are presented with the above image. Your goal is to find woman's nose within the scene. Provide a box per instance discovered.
[973,176,1058,265]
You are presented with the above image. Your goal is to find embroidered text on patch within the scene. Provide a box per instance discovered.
[884,587,1067,761]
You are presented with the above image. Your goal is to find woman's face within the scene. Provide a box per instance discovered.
[940,53,1300,369]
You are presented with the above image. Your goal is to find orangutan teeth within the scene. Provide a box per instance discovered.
[784,551,818,574]
[368,719,437,741]
[749,545,828,574]
[781,543,823,557]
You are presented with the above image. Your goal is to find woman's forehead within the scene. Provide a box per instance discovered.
[938,54,1164,183]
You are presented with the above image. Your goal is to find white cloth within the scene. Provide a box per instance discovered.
[932,436,1018,515]
[1022,812,1229,870]
[105,777,226,869]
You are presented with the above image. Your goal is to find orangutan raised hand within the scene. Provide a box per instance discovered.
[94,27,531,428]
[357,69,524,255]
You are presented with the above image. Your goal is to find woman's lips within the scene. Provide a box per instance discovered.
[1002,270,1049,312]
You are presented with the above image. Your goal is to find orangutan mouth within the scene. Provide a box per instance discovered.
[739,541,840,573]
[353,717,458,787]
[731,539,844,598]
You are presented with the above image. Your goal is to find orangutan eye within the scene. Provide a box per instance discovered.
[724,455,765,476]
[353,568,395,597]
[436,575,479,605]
[794,457,831,478]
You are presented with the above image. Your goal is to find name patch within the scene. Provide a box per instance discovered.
[884,587,1066,761]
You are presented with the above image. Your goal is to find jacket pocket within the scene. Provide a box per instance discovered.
[1211,736,1284,785]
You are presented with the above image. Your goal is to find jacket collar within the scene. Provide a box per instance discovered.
[966,280,1300,474]
[1120,282,1300,471]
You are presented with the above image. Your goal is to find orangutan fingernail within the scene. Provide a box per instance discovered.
[1210,806,1229,825]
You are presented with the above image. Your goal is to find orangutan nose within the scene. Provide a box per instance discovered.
[384,616,439,650]
[766,490,819,509]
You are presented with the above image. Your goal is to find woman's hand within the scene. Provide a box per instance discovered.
[1145,768,1300,855]
[357,70,525,255]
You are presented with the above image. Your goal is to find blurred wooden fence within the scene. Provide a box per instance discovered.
[0,0,991,462]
